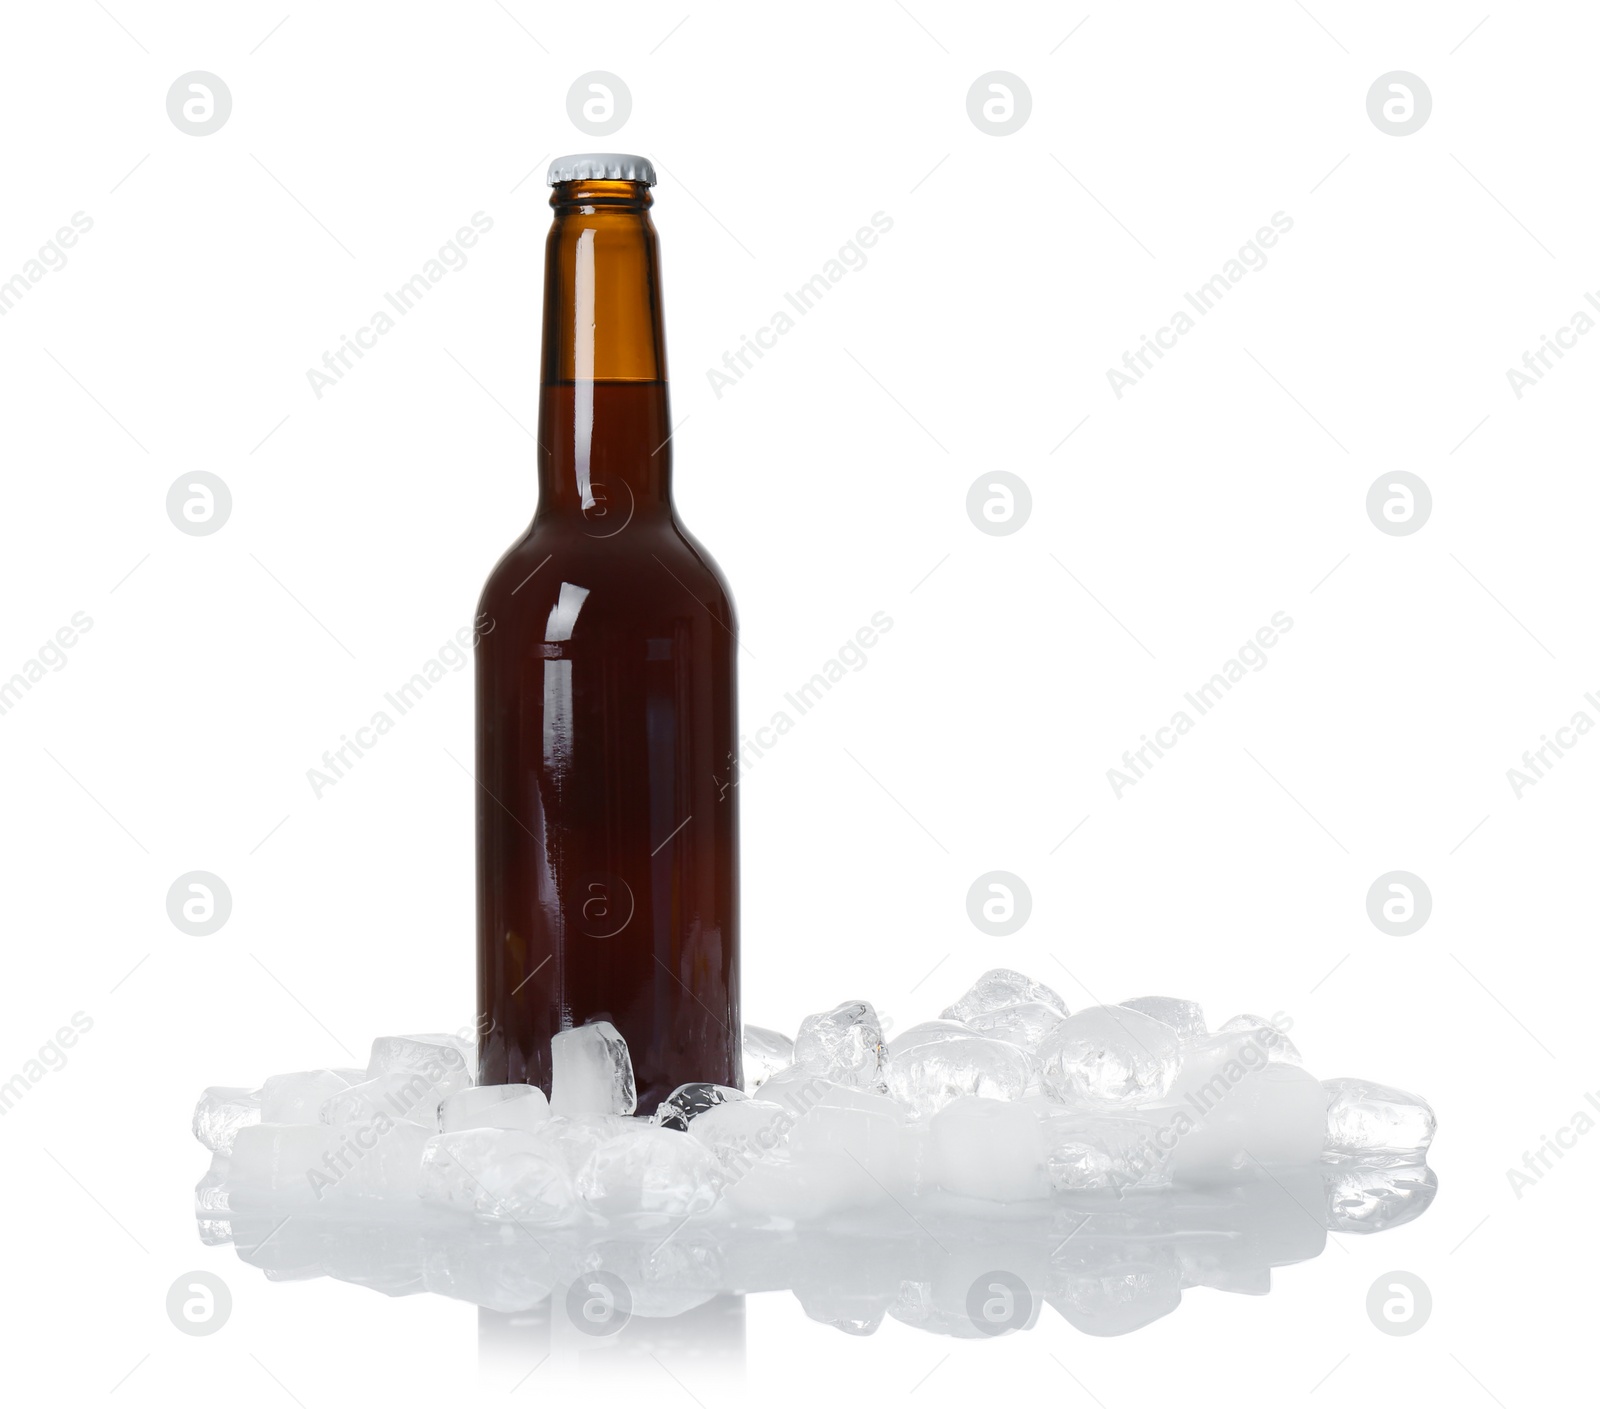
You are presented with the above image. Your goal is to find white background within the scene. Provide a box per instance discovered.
[1,1,1594,1403]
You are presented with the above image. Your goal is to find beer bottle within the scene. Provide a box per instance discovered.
[475,154,741,1111]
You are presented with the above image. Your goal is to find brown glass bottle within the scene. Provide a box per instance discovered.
[475,156,740,1112]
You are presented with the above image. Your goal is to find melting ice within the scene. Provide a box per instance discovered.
[193,969,1437,1337]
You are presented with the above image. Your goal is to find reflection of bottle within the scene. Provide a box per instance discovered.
[475,155,740,1112]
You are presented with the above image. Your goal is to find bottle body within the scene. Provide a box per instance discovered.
[475,172,740,1111]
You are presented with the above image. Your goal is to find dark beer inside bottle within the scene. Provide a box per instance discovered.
[475,173,741,1112]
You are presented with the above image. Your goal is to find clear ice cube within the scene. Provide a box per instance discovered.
[576,1123,721,1218]
[689,1098,792,1171]
[884,1024,1032,1119]
[742,1025,795,1093]
[929,1097,1048,1201]
[1218,1015,1301,1065]
[793,1000,886,1088]
[654,1082,746,1131]
[192,1086,261,1153]
[260,1070,354,1124]
[323,1063,470,1131]
[420,1127,577,1225]
[549,1021,637,1117]
[755,1065,840,1120]
[941,969,1067,1024]
[195,1151,231,1212]
[366,1033,474,1081]
[532,1114,632,1176]
[965,1002,1067,1050]
[1120,996,1207,1040]
[1037,1110,1173,1192]
[1037,1006,1181,1109]
[1322,1077,1436,1158]
[440,1083,551,1135]
[891,1020,977,1047]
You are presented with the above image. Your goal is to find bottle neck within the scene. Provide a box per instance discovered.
[537,179,672,521]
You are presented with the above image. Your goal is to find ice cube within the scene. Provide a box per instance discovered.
[228,1120,430,1209]
[743,1025,795,1093]
[532,1114,632,1176]
[323,1061,471,1131]
[929,1097,1048,1201]
[576,1123,721,1218]
[1322,1077,1436,1158]
[1218,1015,1301,1065]
[1037,1006,1180,1109]
[965,1003,1067,1050]
[654,1082,746,1131]
[941,969,1067,1024]
[756,1065,840,1119]
[1180,1027,1301,1079]
[1120,996,1206,1040]
[892,1020,978,1046]
[440,1083,551,1135]
[260,1070,355,1124]
[366,1033,474,1080]
[789,1087,920,1193]
[549,1022,637,1117]
[1166,1061,1327,1182]
[689,1098,792,1170]
[195,1151,231,1213]
[885,1025,1033,1118]
[793,1000,886,1089]
[420,1127,577,1225]
[1036,1110,1173,1192]
[192,1086,261,1153]
[1322,1159,1438,1232]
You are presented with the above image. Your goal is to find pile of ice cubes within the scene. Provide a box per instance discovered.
[193,969,1436,1230]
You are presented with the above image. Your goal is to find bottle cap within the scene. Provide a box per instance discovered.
[547,153,656,186]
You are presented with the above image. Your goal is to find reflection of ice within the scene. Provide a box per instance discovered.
[203,1157,1434,1341]
[1322,1157,1437,1233]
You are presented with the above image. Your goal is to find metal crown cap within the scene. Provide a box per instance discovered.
[547,153,656,186]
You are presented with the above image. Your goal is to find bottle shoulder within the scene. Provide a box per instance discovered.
[478,517,736,634]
